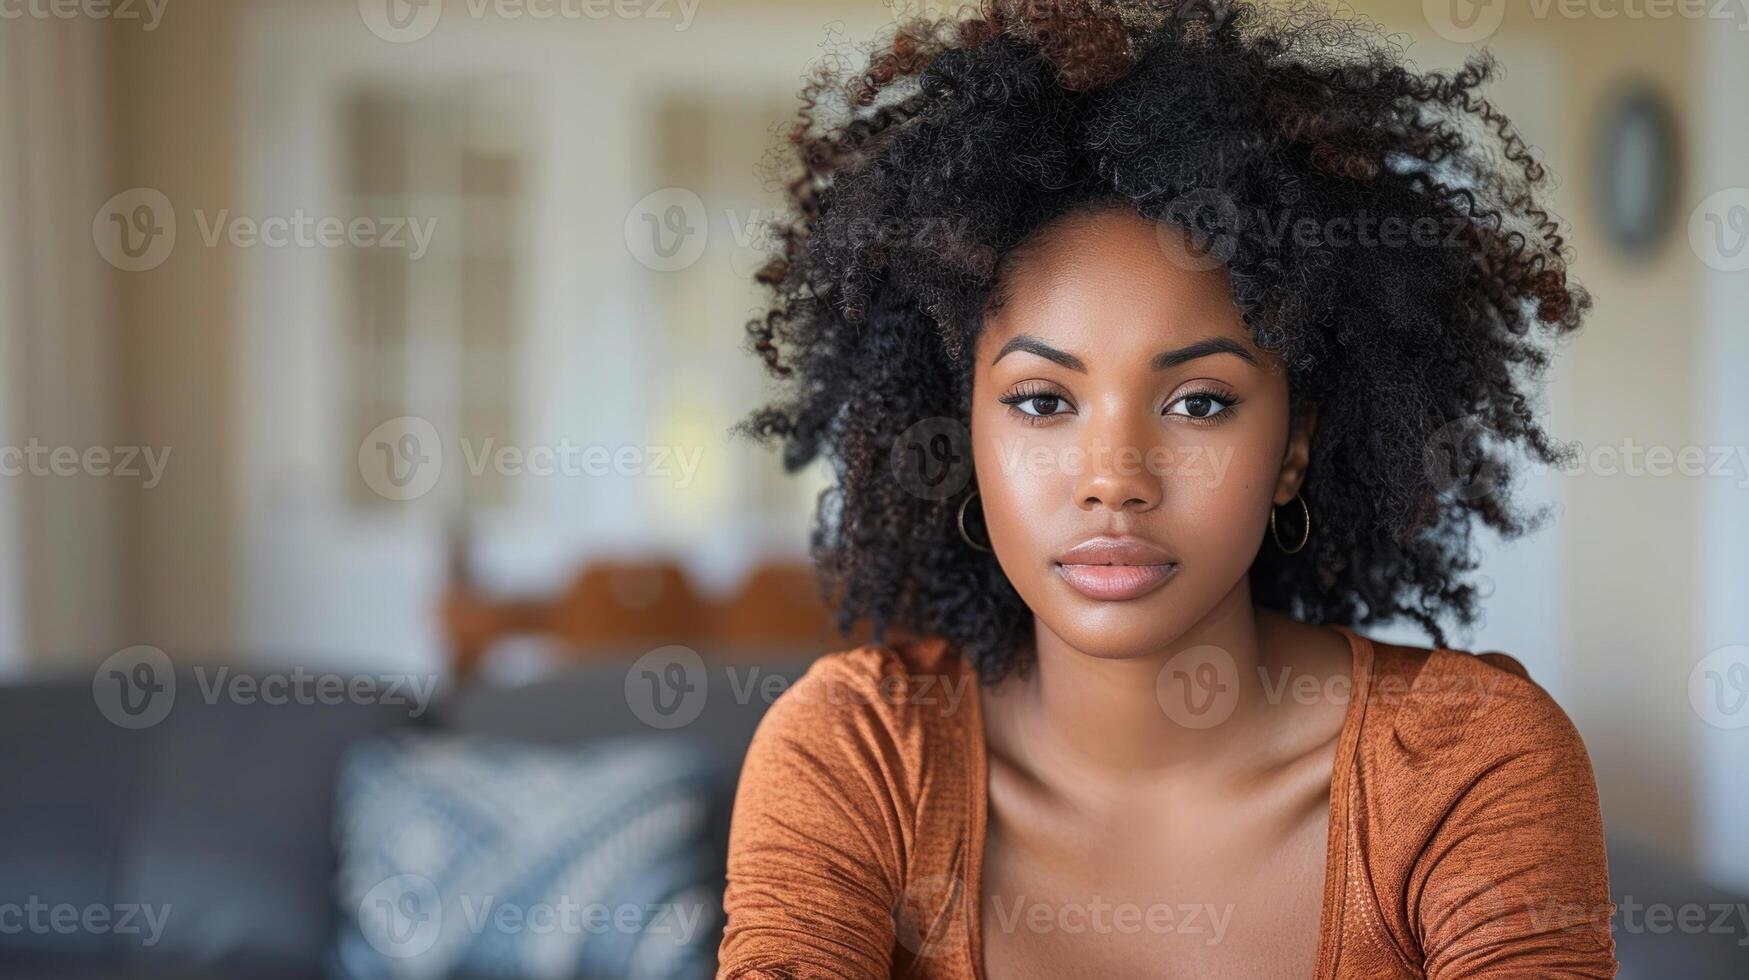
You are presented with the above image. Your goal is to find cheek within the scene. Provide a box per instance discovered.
[1164,437,1279,529]
[969,405,1081,583]
[976,435,1069,507]
[1158,415,1291,570]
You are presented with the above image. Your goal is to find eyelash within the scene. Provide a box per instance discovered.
[998,383,1070,426]
[998,383,1242,427]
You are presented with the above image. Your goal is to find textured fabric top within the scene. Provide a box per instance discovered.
[717,624,1617,978]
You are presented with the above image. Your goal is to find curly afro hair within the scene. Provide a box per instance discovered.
[737,0,1588,686]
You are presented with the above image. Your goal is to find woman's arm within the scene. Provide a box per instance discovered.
[1411,672,1618,978]
[716,651,909,979]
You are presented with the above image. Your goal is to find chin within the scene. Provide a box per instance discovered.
[1036,602,1194,661]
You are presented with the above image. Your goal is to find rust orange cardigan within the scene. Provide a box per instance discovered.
[716,624,1618,978]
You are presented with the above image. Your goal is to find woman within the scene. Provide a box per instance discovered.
[718,1,1617,976]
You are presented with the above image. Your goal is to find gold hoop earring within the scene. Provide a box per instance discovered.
[957,491,993,553]
[1271,493,1310,555]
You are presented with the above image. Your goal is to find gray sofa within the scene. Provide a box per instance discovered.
[0,656,1742,978]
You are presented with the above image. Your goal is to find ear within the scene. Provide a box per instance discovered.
[1274,401,1317,506]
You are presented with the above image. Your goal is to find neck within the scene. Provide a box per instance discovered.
[1006,583,1282,786]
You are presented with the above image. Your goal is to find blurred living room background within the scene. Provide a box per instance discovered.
[1,0,1747,976]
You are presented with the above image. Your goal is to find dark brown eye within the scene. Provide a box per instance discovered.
[1020,395,1064,417]
[1166,391,1235,420]
[1000,386,1076,419]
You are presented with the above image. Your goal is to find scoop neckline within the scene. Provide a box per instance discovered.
[961,622,1376,980]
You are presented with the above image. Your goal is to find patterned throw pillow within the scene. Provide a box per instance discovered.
[330,733,723,980]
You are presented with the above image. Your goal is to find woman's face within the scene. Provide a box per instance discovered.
[970,205,1315,659]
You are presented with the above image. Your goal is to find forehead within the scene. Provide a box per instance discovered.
[978,206,1258,363]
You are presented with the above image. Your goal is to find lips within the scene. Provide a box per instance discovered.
[1053,536,1180,602]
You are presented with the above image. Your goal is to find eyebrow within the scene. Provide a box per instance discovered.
[990,334,1259,372]
[1151,336,1260,370]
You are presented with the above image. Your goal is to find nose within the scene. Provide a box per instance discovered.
[1071,409,1162,513]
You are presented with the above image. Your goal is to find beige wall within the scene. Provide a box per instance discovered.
[0,15,127,665]
[1556,22,1704,871]
[106,0,244,658]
